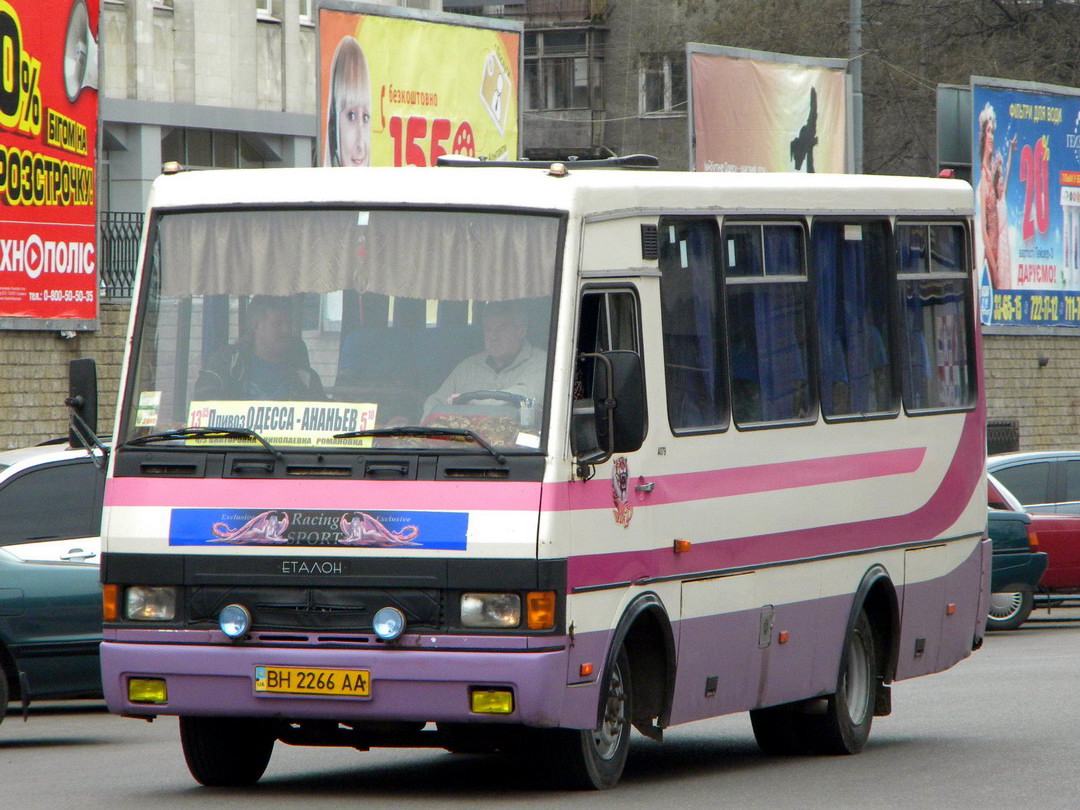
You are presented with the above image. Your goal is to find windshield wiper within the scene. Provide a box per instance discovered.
[334,426,506,465]
[124,426,285,462]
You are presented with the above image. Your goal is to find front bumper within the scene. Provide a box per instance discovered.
[101,636,589,728]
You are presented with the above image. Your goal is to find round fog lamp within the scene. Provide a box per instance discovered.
[219,604,252,639]
[373,606,406,641]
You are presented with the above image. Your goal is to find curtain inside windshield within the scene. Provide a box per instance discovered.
[129,209,559,452]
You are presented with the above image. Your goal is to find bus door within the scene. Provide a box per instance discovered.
[564,285,656,679]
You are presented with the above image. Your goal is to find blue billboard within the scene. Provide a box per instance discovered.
[973,80,1080,326]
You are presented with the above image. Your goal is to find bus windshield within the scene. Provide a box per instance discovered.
[123,207,560,453]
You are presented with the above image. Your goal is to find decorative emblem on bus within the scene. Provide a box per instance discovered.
[339,511,420,547]
[612,456,633,528]
[211,510,290,544]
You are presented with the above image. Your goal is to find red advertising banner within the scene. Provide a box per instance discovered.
[0,0,98,325]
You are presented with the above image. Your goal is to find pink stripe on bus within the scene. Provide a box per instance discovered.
[104,477,543,512]
[105,446,923,515]
[567,409,986,589]
[541,446,927,512]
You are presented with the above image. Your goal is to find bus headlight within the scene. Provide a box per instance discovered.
[218,604,252,639]
[373,606,406,640]
[124,586,177,621]
[461,593,521,628]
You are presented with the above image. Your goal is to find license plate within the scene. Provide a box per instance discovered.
[254,666,371,697]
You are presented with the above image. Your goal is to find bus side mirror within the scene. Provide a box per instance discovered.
[67,358,99,449]
[572,350,646,470]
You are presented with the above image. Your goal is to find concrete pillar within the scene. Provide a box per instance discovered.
[107,124,162,213]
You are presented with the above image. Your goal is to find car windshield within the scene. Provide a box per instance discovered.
[124,207,560,453]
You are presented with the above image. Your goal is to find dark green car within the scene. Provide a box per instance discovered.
[987,504,1048,631]
[0,441,105,722]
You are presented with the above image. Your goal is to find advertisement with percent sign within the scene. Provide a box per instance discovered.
[318,2,520,169]
[973,80,1080,327]
[0,0,98,326]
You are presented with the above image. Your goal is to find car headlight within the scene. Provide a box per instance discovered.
[461,592,521,628]
[125,586,177,621]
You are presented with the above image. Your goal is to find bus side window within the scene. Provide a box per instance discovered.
[896,222,974,411]
[658,219,726,432]
[812,220,895,418]
[723,222,813,426]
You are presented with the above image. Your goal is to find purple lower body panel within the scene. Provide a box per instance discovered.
[101,640,584,728]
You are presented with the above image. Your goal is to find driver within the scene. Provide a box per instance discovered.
[423,300,546,419]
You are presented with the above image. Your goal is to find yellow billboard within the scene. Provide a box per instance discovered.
[319,3,521,167]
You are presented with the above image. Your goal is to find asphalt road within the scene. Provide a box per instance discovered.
[4,607,1080,809]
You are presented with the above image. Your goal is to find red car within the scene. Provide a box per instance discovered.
[988,474,1080,591]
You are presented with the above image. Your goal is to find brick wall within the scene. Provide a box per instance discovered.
[0,301,130,450]
[983,333,1080,452]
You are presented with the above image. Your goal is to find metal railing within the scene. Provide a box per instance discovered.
[99,211,144,299]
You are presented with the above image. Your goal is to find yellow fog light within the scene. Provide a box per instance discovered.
[470,688,514,714]
[128,678,168,704]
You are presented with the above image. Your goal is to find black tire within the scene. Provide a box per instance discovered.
[751,610,876,757]
[179,716,276,787]
[810,610,876,755]
[987,586,1034,631]
[547,646,632,790]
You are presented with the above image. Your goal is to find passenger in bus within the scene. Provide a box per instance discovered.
[423,300,546,419]
[193,296,325,401]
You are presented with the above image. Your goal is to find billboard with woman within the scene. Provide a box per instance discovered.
[973,78,1080,327]
[319,2,521,168]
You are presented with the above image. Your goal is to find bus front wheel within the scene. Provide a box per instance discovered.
[180,716,277,786]
[547,645,632,789]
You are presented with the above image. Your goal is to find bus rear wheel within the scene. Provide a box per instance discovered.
[180,716,277,786]
[547,646,632,790]
[811,609,876,755]
[750,610,876,756]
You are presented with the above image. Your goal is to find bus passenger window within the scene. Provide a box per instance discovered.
[897,222,974,411]
[812,221,895,418]
[658,219,725,432]
[723,223,812,426]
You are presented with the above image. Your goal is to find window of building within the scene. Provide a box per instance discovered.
[299,0,314,25]
[523,29,599,111]
[813,220,895,418]
[639,53,686,117]
[256,0,282,21]
[896,222,974,411]
[723,222,812,426]
[161,128,266,169]
[659,219,726,432]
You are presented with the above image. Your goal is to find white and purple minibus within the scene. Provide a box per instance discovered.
[99,160,989,789]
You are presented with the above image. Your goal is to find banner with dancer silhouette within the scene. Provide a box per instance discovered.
[688,44,848,174]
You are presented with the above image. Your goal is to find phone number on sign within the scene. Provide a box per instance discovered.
[28,289,95,303]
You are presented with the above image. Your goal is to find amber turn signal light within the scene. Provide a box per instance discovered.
[526,591,555,630]
[103,584,119,622]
